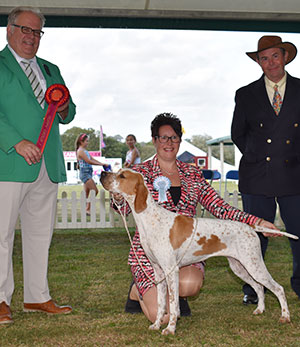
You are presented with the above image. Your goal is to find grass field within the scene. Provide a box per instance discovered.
[1,228,300,346]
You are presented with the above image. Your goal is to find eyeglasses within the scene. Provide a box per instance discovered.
[155,135,181,143]
[11,24,44,38]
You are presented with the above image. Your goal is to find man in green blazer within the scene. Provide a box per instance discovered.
[0,6,76,324]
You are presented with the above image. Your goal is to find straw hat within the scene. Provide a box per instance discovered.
[246,35,297,64]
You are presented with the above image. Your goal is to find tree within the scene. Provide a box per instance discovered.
[61,127,129,160]
[102,136,128,160]
[188,134,212,154]
[61,127,100,151]
[140,141,155,161]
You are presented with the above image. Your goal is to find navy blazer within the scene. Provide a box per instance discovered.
[231,73,300,197]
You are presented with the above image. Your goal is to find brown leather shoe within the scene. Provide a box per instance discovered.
[23,299,72,315]
[0,301,13,325]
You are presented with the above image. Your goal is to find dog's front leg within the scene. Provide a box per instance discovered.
[162,267,179,336]
[149,264,167,331]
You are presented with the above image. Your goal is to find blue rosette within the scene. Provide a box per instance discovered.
[153,176,171,203]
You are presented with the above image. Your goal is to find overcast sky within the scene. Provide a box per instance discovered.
[2,27,300,144]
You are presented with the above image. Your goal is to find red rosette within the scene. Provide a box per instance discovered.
[36,84,70,153]
[45,84,69,107]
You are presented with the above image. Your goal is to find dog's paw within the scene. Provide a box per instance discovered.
[149,323,160,331]
[162,327,175,335]
[279,315,291,324]
[253,308,264,315]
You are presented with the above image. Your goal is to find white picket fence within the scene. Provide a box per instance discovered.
[15,189,242,230]
[14,182,285,229]
[22,188,285,231]
[55,189,136,229]
[54,189,241,229]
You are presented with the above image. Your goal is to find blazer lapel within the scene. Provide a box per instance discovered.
[176,161,189,208]
[1,45,33,94]
[274,74,299,127]
[37,58,52,88]
[281,74,298,113]
[251,75,276,116]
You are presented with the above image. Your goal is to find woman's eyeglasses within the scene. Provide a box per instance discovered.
[155,135,181,143]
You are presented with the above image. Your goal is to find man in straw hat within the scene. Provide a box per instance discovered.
[231,35,300,305]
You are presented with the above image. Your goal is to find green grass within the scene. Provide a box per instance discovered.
[1,229,300,346]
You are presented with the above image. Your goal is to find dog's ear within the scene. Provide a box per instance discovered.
[134,179,148,213]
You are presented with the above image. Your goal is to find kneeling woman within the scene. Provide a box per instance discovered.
[112,113,275,323]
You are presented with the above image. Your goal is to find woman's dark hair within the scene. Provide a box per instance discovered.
[126,134,137,142]
[75,133,88,151]
[151,112,182,139]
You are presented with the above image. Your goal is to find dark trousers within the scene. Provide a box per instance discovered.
[242,194,300,298]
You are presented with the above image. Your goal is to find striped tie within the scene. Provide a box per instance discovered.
[21,61,44,107]
[272,84,282,115]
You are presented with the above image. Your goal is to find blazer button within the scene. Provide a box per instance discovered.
[294,123,299,127]
[266,156,271,161]
[260,123,264,127]
[267,138,272,143]
[286,140,291,144]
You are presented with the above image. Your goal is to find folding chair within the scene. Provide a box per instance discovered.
[212,170,221,193]
[224,170,239,195]
[201,169,221,216]
[201,169,213,183]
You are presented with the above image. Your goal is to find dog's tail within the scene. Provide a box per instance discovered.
[253,225,299,240]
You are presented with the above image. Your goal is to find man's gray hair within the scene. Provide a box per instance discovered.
[8,6,46,28]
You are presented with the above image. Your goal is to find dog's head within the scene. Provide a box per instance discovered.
[100,169,148,213]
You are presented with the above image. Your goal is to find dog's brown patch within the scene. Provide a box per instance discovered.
[169,215,194,250]
[193,235,227,256]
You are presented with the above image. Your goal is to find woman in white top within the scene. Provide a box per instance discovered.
[124,134,141,168]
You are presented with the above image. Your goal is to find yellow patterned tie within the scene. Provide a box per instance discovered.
[21,61,44,108]
[272,84,282,115]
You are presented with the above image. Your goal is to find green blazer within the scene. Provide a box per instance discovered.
[0,45,76,183]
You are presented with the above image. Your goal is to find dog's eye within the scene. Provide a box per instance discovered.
[119,173,125,178]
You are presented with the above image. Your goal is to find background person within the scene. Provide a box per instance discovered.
[75,133,109,215]
[231,35,300,305]
[124,134,141,168]
[112,112,277,324]
[0,6,76,324]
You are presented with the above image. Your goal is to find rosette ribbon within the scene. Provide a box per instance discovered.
[36,84,70,154]
[153,176,171,203]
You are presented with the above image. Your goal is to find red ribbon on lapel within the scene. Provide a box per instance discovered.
[36,84,69,153]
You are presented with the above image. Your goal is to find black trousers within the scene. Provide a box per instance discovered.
[242,193,300,298]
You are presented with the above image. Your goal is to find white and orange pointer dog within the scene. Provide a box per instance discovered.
[100,169,298,335]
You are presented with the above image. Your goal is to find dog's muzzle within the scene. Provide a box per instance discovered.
[100,171,109,186]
